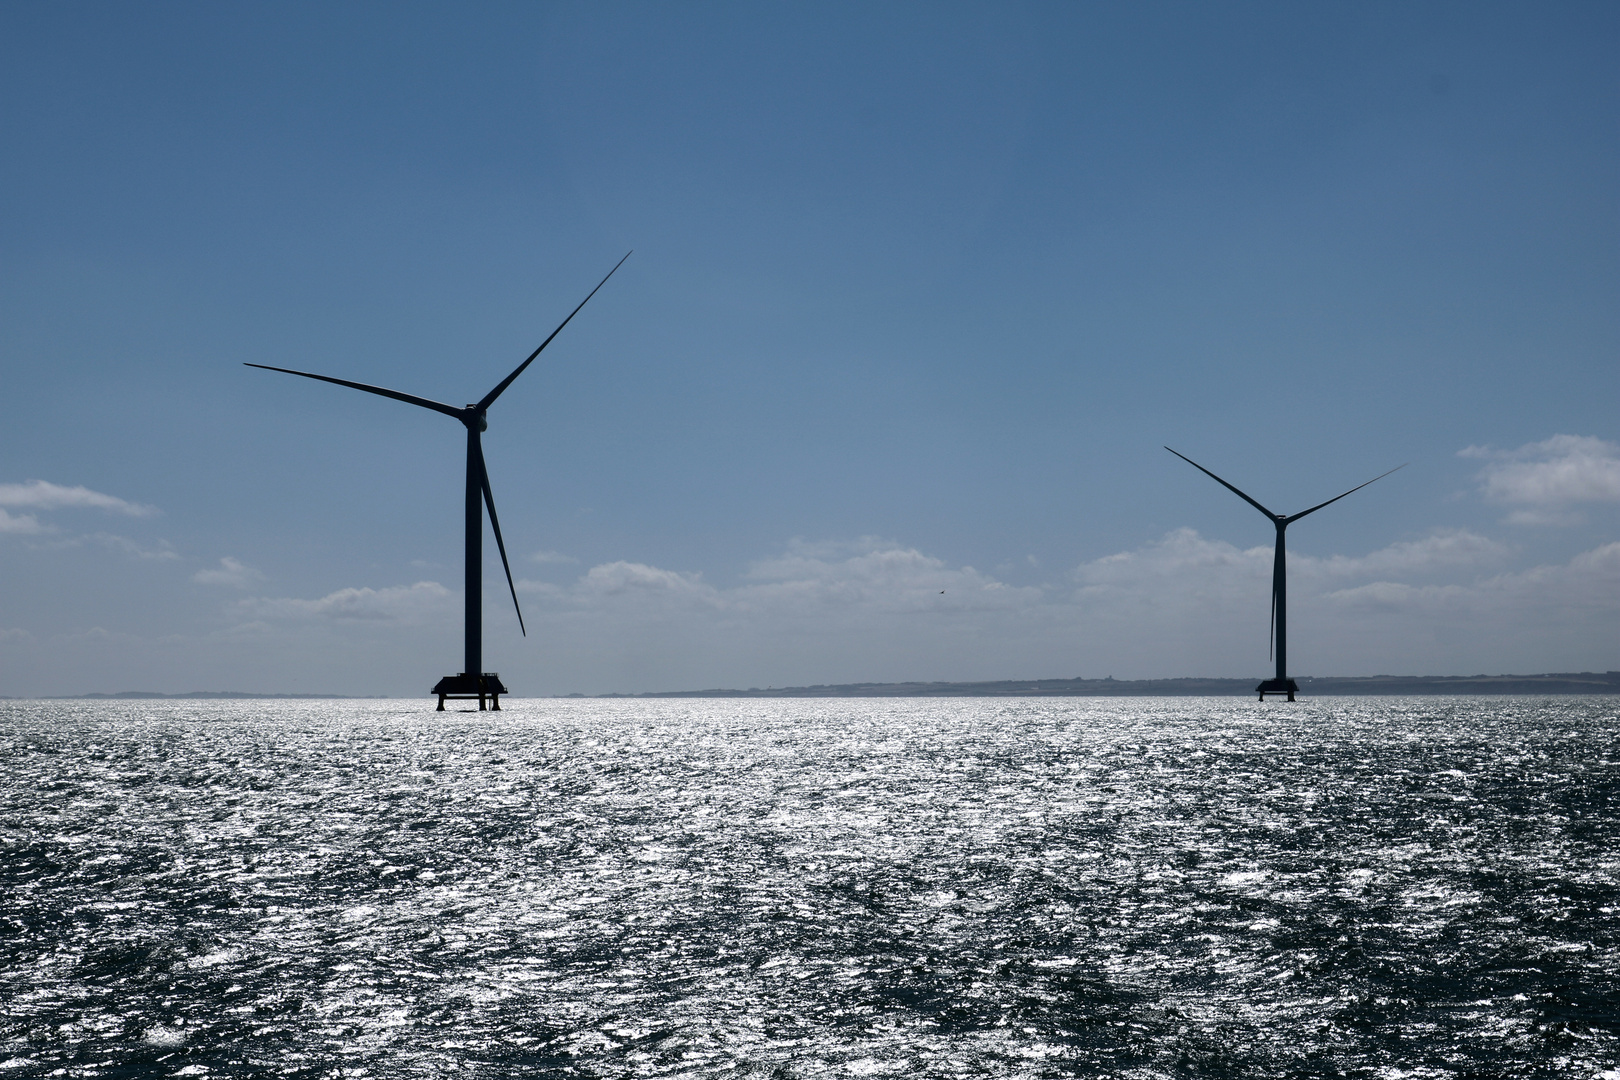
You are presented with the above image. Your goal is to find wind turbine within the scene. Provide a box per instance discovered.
[248,253,630,710]
[1164,447,1402,701]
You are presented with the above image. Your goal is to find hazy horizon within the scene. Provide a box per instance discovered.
[17,669,1620,703]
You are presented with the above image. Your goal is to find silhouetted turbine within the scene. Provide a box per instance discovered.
[248,253,630,708]
[1164,447,1403,701]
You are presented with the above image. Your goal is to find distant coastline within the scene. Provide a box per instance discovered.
[6,672,1616,700]
[605,672,1620,699]
[16,691,383,701]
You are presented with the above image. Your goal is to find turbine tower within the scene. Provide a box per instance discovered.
[1165,447,1402,701]
[249,253,630,710]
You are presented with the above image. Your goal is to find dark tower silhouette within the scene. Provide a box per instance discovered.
[248,253,630,710]
[1164,448,1402,701]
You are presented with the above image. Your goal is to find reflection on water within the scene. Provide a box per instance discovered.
[2,696,1617,1077]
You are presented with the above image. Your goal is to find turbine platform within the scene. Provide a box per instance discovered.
[1256,678,1298,701]
[433,672,508,711]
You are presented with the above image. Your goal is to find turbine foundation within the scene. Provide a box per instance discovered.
[432,672,508,711]
[1256,678,1298,702]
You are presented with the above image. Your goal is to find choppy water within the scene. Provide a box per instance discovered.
[2,696,1617,1079]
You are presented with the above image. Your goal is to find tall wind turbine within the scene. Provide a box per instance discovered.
[249,253,630,710]
[1165,448,1402,701]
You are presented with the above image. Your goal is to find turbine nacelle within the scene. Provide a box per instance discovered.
[464,409,488,432]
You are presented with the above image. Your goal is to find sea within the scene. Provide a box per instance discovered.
[2,696,1616,1079]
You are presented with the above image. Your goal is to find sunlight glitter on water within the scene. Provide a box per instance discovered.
[1,696,1617,1077]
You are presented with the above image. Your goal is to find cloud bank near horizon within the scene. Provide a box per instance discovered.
[192,527,1616,693]
[2,433,1616,696]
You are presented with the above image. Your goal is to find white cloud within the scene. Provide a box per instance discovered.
[17,527,1615,696]
[1064,527,1550,613]
[0,482,168,554]
[1324,541,1620,617]
[502,539,1053,691]
[236,581,456,624]
[522,539,1042,619]
[90,533,180,561]
[1464,435,1620,522]
[0,509,45,534]
[192,557,263,588]
[575,560,719,603]
[0,480,156,517]
[739,538,1040,617]
[507,531,1617,688]
[1060,529,1617,676]
[1071,527,1263,597]
[1308,529,1509,579]
[1304,543,1620,676]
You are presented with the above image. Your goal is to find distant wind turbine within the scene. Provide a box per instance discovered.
[249,253,630,710]
[1164,447,1403,701]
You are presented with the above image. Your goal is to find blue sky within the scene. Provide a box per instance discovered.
[1,2,1615,695]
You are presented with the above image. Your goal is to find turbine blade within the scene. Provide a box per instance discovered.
[244,364,464,420]
[477,251,632,413]
[1286,463,1406,523]
[475,442,526,637]
[1269,578,1277,662]
[1164,447,1278,520]
[1269,545,1283,662]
